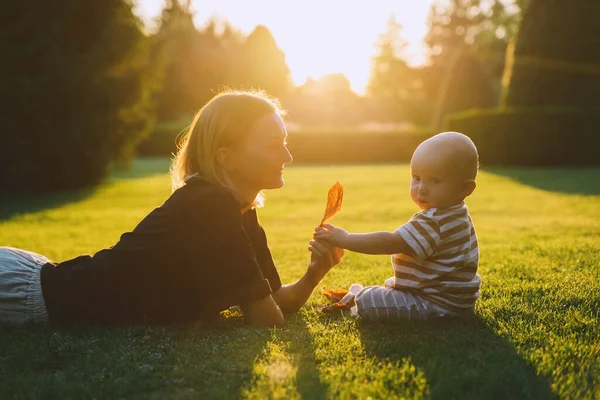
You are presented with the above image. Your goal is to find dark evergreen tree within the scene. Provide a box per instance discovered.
[505,0,600,107]
[0,0,156,194]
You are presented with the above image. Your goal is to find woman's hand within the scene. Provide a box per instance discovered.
[307,238,344,285]
[314,224,349,248]
[269,235,344,313]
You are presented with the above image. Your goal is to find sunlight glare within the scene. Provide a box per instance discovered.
[135,0,432,94]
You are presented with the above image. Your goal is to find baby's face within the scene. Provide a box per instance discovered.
[409,148,468,210]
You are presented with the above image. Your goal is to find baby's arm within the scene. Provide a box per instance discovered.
[314,224,415,255]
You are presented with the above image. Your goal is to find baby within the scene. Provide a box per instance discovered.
[315,131,481,320]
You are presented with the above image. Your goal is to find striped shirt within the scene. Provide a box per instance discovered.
[391,203,481,311]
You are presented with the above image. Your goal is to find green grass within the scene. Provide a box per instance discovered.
[1,158,599,400]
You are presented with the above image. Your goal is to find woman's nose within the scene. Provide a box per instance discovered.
[283,147,293,164]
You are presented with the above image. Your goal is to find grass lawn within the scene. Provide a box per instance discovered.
[1,158,598,399]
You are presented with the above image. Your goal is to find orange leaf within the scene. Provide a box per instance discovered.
[320,181,343,226]
[323,288,349,303]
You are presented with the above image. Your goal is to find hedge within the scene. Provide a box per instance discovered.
[137,126,434,164]
[445,107,599,166]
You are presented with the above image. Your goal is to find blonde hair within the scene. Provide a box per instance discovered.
[170,89,285,207]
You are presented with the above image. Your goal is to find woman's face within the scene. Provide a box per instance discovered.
[223,112,293,192]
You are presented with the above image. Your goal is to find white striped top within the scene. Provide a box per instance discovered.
[392,203,481,311]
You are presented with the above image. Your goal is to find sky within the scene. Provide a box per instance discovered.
[134,0,435,94]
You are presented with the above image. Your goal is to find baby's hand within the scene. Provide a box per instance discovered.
[314,224,349,248]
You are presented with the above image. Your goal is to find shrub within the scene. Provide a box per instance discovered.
[137,125,434,164]
[445,107,599,166]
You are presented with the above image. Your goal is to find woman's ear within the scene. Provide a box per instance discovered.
[461,179,477,198]
[215,147,234,170]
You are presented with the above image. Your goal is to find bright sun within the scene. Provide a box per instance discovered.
[135,0,432,94]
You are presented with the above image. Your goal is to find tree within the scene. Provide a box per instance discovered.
[366,15,416,123]
[424,0,522,127]
[426,0,521,68]
[286,74,365,126]
[443,0,599,168]
[209,20,245,93]
[152,0,220,121]
[235,25,293,99]
[0,0,156,194]
[152,10,290,121]
[504,0,600,108]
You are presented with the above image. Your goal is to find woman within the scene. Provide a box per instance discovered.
[0,90,344,327]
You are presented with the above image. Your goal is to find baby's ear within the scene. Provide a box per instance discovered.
[461,179,477,198]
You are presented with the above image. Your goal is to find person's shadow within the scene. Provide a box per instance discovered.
[232,311,330,399]
[275,312,330,399]
[357,315,557,400]
[0,315,271,399]
[0,308,330,399]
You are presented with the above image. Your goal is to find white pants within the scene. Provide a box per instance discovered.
[340,283,462,321]
[0,247,50,325]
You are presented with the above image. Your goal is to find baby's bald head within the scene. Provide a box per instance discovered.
[412,132,479,181]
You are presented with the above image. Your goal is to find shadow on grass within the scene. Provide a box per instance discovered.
[0,158,170,222]
[0,312,329,399]
[0,316,271,399]
[486,167,600,195]
[221,312,329,399]
[0,188,97,222]
[357,316,557,400]
[279,313,330,399]
[107,157,170,182]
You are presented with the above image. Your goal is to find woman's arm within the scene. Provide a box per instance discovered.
[270,275,316,313]
[240,295,284,327]
[271,239,344,312]
[240,240,342,321]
